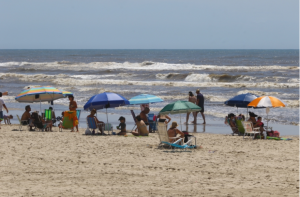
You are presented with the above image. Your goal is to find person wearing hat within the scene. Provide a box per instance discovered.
[116,116,127,135]
[247,112,258,125]
[87,109,105,135]
[195,89,206,124]
[167,121,185,143]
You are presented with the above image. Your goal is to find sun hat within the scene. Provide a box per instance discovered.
[171,121,178,128]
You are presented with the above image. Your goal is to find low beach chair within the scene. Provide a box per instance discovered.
[130,110,137,132]
[157,122,196,150]
[17,115,29,131]
[225,117,240,136]
[86,117,105,135]
[59,111,78,132]
[44,109,52,121]
[31,113,49,132]
[148,113,157,132]
[242,121,261,140]
[76,110,81,124]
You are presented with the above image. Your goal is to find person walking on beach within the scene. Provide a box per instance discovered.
[68,95,79,132]
[0,92,9,129]
[186,91,197,124]
[195,89,206,124]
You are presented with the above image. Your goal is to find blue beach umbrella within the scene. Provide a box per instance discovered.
[224,93,260,108]
[129,94,163,105]
[84,92,130,123]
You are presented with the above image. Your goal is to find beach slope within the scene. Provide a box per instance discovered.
[0,125,298,196]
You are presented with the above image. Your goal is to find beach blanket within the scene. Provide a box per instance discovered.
[266,136,292,141]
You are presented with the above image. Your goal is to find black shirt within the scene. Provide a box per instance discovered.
[197,93,204,107]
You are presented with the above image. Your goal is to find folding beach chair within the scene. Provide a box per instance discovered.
[242,121,261,140]
[59,111,77,132]
[86,117,105,135]
[148,113,157,132]
[31,112,49,132]
[76,110,81,123]
[17,115,29,131]
[44,109,52,121]
[225,117,240,136]
[157,122,196,150]
[130,110,137,132]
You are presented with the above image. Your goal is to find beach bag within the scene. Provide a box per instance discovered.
[85,129,92,135]
[267,130,280,137]
[273,131,280,137]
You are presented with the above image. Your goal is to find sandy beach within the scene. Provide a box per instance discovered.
[0,124,298,197]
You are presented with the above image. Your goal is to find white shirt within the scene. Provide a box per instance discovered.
[0,97,4,111]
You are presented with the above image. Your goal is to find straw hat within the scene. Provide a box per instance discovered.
[171,121,178,128]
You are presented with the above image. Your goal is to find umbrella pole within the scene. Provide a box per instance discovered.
[40,98,42,115]
[106,108,108,124]
[180,114,182,131]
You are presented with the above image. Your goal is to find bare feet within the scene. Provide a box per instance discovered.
[203,122,206,124]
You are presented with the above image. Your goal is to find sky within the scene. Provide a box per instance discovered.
[0,0,298,49]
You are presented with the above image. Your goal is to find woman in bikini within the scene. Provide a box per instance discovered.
[68,95,79,132]
[186,91,197,124]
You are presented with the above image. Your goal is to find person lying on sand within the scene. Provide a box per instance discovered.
[132,115,149,136]
[116,116,126,135]
[167,122,184,143]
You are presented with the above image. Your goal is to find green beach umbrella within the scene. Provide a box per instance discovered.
[159,101,201,130]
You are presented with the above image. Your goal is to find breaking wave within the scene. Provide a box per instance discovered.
[0,61,298,71]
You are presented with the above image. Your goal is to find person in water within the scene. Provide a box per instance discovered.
[186,91,197,124]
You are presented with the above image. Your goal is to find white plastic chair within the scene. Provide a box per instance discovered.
[242,121,261,140]
[156,122,196,150]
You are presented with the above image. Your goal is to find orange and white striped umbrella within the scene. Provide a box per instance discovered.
[248,96,286,108]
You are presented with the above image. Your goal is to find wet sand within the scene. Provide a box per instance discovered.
[0,124,298,196]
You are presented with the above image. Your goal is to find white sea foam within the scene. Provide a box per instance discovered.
[185,74,213,82]
[1,61,299,71]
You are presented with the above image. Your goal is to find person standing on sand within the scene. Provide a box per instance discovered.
[0,92,9,129]
[195,89,206,124]
[186,91,197,124]
[68,95,79,132]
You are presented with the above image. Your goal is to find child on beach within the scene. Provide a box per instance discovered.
[256,116,264,127]
[116,116,126,135]
[4,115,13,124]
[58,112,64,129]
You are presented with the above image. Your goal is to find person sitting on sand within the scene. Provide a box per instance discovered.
[116,116,126,135]
[87,109,105,135]
[21,105,35,131]
[58,112,64,129]
[3,115,13,124]
[132,115,149,136]
[140,107,150,125]
[167,122,185,143]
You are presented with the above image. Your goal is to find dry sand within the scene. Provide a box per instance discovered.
[0,124,298,197]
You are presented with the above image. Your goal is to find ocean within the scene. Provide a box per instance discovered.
[0,49,299,130]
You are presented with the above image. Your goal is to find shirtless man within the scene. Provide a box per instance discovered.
[132,115,149,136]
[140,107,151,132]
[21,105,35,131]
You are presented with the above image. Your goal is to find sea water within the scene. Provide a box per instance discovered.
[0,49,299,132]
